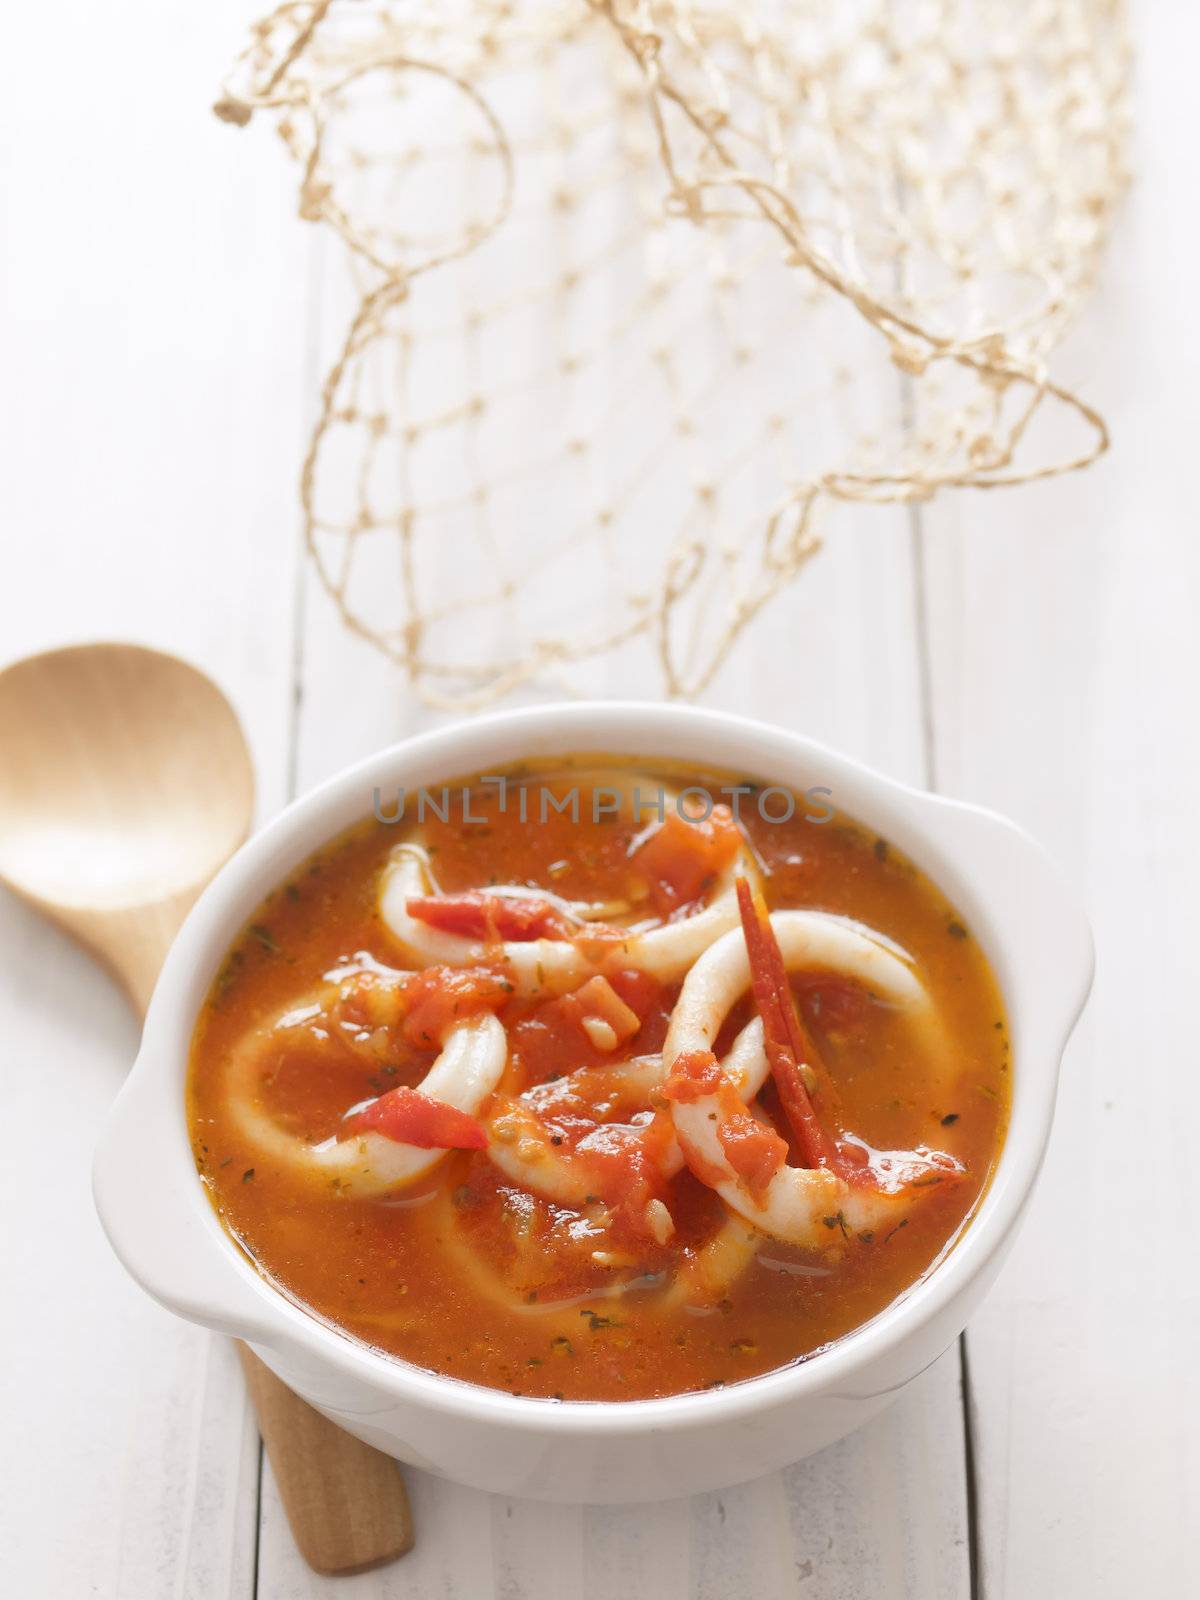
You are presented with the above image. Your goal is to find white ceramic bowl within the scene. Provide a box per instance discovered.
[94,703,1092,1503]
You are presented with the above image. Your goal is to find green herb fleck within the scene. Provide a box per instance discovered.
[581,1309,617,1331]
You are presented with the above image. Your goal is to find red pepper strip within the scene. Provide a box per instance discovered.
[735,877,844,1173]
[350,1085,488,1149]
[407,891,572,942]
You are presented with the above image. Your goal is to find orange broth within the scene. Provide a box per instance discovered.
[188,757,1009,1401]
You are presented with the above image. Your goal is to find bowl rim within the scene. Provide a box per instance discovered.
[95,700,1093,1436]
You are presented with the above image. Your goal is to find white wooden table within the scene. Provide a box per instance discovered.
[2,3,1195,1595]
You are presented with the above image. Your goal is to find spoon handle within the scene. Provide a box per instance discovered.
[236,1345,414,1574]
[131,896,415,1575]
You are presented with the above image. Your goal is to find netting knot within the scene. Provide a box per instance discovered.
[213,96,254,128]
[889,341,932,377]
[299,179,332,221]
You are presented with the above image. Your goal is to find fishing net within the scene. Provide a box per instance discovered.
[216,0,1131,707]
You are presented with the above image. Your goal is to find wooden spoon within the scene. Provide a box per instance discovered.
[0,642,414,1577]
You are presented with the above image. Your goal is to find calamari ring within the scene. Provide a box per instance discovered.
[434,1182,763,1325]
[666,911,931,1051]
[381,846,593,997]
[224,987,507,1197]
[485,1019,769,1209]
[663,911,957,1248]
[431,1181,643,1329]
[657,1213,764,1311]
[612,871,751,984]
[378,774,762,996]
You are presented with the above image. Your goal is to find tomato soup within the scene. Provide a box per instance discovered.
[188,758,1008,1401]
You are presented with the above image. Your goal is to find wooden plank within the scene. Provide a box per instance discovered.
[0,3,310,1595]
[916,4,1199,1593]
[257,1466,497,1600]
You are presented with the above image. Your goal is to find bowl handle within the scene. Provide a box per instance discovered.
[918,794,1095,1060]
[93,1049,284,1347]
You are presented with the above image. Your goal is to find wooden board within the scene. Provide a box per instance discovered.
[1,0,1192,1594]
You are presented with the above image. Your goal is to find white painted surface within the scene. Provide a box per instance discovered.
[0,1,1192,1595]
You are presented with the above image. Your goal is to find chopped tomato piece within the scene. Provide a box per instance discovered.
[406,891,572,942]
[571,1121,673,1238]
[796,975,873,1034]
[558,975,641,1051]
[735,878,844,1173]
[508,969,667,1086]
[351,1085,488,1149]
[718,1112,788,1197]
[401,964,511,1048]
[333,971,405,1031]
[605,966,663,1021]
[631,801,741,916]
[662,1047,724,1104]
[639,1108,679,1173]
[507,999,598,1086]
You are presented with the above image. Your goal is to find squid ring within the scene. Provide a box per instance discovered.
[381,846,593,996]
[485,1018,770,1209]
[663,912,954,1248]
[225,995,507,1197]
[378,775,763,995]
